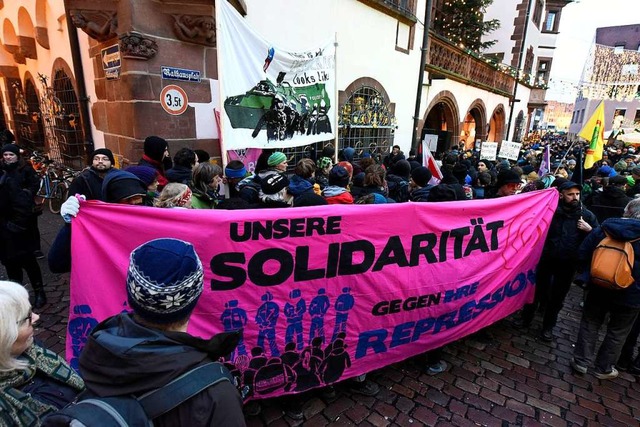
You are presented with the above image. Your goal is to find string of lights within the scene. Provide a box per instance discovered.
[579,43,640,101]
[431,0,548,89]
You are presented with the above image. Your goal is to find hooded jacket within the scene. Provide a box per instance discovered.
[578,217,640,307]
[288,174,315,198]
[79,313,245,427]
[409,185,433,202]
[101,170,149,204]
[166,165,193,185]
[322,185,353,204]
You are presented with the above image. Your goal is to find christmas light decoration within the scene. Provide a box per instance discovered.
[438,0,500,52]
[579,43,640,101]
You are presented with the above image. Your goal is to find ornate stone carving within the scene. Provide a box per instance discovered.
[70,10,118,42]
[172,14,215,47]
[119,32,158,60]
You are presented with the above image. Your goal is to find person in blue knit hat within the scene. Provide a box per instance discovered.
[78,238,246,426]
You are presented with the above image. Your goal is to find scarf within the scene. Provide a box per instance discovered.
[0,345,84,427]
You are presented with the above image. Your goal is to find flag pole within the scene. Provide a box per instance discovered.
[215,0,227,171]
[553,139,577,175]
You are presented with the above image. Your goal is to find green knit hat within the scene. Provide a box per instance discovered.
[268,152,287,167]
[317,157,332,170]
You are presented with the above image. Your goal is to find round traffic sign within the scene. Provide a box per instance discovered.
[160,85,188,115]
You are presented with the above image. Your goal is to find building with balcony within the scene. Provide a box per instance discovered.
[481,0,573,141]
[0,0,573,166]
[569,24,640,139]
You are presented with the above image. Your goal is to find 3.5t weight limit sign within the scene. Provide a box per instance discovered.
[160,85,188,115]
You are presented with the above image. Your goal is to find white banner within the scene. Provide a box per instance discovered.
[218,1,336,150]
[422,134,438,153]
[480,141,498,161]
[498,141,522,161]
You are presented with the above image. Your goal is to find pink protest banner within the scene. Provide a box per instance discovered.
[67,189,558,399]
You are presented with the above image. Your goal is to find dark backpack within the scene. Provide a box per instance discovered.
[42,362,233,427]
[387,178,409,203]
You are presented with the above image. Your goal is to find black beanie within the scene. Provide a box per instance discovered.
[1,144,20,156]
[101,170,147,202]
[144,136,168,162]
[91,148,115,165]
[411,167,432,187]
[428,184,458,202]
[391,159,411,179]
[496,169,521,188]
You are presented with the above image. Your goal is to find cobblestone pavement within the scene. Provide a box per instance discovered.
[2,210,640,426]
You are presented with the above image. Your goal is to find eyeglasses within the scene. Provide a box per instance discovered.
[17,310,33,326]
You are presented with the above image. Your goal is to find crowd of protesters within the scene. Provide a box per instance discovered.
[3,128,640,424]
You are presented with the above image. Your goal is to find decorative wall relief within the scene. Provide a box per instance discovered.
[172,14,215,47]
[120,32,158,60]
[12,82,29,115]
[70,10,118,42]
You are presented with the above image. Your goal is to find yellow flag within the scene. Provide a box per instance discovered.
[578,101,605,169]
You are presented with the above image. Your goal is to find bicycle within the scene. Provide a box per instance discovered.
[32,152,79,214]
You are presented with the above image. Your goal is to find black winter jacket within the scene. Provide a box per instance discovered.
[586,186,632,222]
[3,159,39,197]
[79,313,246,427]
[541,202,599,262]
[0,170,37,261]
[68,168,110,200]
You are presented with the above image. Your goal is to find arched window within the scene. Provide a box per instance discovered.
[14,78,45,152]
[39,68,85,167]
[339,86,396,163]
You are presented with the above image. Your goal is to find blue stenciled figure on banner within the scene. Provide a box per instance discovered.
[284,289,306,351]
[255,291,280,356]
[308,288,330,344]
[332,287,355,341]
[221,300,248,359]
[68,305,98,371]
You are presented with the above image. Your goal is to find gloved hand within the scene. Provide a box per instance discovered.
[60,195,85,223]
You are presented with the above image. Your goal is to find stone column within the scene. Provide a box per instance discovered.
[67,0,246,163]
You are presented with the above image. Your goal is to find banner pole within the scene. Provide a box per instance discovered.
[215,0,229,200]
[216,1,229,173]
[333,31,339,164]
